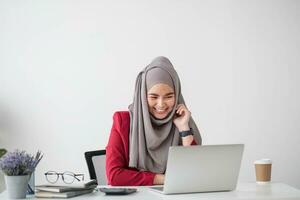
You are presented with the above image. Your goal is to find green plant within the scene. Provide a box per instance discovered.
[0,149,7,158]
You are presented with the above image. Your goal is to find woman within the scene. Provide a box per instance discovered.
[106,56,202,186]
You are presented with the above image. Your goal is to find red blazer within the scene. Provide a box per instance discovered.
[105,111,197,186]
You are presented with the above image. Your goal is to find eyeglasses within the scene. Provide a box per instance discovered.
[44,171,84,184]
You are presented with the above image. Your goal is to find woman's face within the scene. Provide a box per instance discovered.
[147,83,176,119]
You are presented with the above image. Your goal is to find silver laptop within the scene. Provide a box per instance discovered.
[150,144,244,194]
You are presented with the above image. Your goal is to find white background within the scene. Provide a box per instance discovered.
[0,0,299,188]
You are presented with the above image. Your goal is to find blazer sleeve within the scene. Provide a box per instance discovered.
[105,112,156,186]
[191,139,197,145]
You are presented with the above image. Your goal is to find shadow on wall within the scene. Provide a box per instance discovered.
[0,149,7,192]
[0,171,4,192]
[0,149,6,193]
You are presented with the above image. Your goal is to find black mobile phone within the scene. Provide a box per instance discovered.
[99,187,137,195]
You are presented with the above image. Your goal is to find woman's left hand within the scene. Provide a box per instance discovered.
[173,104,191,131]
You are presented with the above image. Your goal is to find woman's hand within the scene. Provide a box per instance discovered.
[173,104,194,146]
[153,174,165,185]
[173,104,191,131]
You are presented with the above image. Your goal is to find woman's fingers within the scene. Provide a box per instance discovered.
[180,105,191,116]
[176,104,185,111]
[176,106,183,114]
[176,107,181,114]
[176,104,187,115]
[180,108,185,115]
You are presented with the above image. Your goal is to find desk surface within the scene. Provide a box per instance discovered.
[1,182,300,199]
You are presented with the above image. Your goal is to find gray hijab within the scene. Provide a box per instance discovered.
[128,56,202,174]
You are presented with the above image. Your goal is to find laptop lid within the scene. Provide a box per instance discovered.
[163,144,244,194]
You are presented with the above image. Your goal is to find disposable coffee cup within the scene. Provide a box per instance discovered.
[254,159,272,184]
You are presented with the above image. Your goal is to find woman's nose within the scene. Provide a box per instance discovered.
[157,98,165,107]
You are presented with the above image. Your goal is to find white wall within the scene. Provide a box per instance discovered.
[1,0,299,188]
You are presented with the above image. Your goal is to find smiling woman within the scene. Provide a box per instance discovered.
[105,56,202,186]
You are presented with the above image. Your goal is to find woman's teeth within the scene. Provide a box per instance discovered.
[155,108,167,113]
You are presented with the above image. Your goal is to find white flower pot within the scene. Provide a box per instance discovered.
[4,175,30,199]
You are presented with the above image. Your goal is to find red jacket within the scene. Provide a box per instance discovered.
[105,111,197,186]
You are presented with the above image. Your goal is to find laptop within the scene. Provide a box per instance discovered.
[150,144,244,194]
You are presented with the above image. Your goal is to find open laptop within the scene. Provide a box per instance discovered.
[150,144,244,194]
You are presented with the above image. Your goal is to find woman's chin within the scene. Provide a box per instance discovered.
[154,115,167,119]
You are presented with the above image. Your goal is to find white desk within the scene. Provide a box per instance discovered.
[1,182,300,199]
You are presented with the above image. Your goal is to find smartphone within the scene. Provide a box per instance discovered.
[99,187,137,195]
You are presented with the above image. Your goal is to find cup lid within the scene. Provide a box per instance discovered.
[254,159,272,164]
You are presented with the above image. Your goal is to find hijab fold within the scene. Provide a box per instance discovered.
[128,56,201,173]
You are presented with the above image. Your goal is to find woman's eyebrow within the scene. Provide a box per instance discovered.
[164,92,175,96]
[148,93,159,96]
[148,92,174,96]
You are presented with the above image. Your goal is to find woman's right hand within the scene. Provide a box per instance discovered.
[153,174,165,185]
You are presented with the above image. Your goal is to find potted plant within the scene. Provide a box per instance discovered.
[0,150,43,199]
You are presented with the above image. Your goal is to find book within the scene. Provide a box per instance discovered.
[35,184,97,193]
[36,179,97,190]
[35,188,94,198]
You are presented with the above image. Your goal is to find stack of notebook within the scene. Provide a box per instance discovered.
[35,180,97,198]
